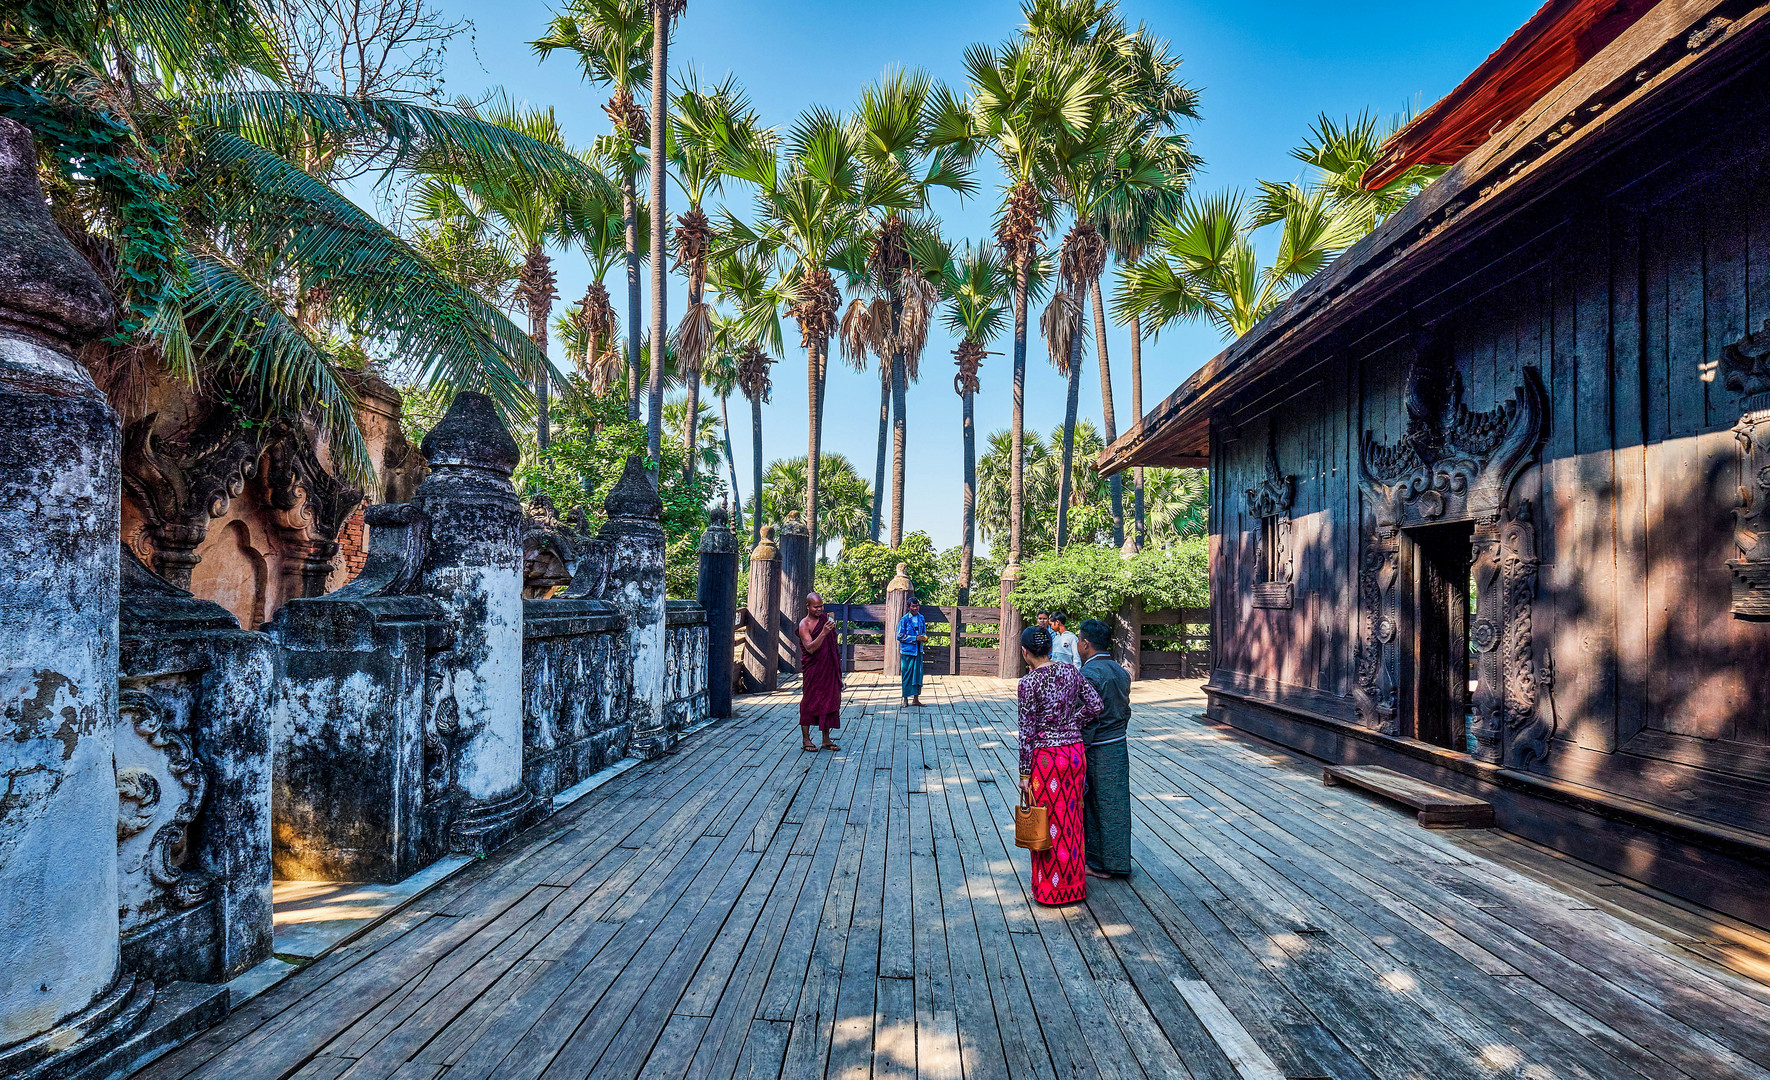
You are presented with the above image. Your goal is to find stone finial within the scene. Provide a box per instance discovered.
[1120,533,1140,557]
[751,523,778,561]
[420,391,520,475]
[698,501,737,554]
[781,509,809,536]
[887,561,912,593]
[0,118,112,343]
[604,454,662,520]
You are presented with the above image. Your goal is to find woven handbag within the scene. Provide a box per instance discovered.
[1014,801,1052,851]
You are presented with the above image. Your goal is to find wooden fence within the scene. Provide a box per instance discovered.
[824,603,1003,677]
[734,600,1211,689]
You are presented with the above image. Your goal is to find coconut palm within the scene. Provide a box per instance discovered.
[718,107,890,557]
[939,242,1010,605]
[533,0,651,421]
[670,72,767,483]
[5,1,608,483]
[1113,186,1366,341]
[963,28,1114,578]
[412,95,606,449]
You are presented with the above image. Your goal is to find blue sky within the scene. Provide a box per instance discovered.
[425,0,1541,552]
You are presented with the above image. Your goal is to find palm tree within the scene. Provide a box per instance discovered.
[939,242,1010,605]
[670,73,767,483]
[963,29,1113,582]
[413,95,602,449]
[707,249,785,545]
[1113,187,1365,341]
[6,0,606,484]
[699,345,746,535]
[749,454,873,561]
[533,0,651,422]
[562,170,637,398]
[718,108,883,557]
[1282,110,1447,233]
[645,0,689,466]
[838,68,978,548]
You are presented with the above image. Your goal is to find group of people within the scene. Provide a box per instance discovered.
[793,591,1133,908]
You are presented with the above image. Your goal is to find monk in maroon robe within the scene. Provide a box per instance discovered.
[799,592,842,751]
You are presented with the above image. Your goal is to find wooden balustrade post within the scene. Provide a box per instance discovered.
[745,526,781,691]
[1115,598,1144,682]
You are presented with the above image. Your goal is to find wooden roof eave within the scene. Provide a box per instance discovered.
[1095,0,1767,479]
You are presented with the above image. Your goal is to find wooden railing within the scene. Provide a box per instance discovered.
[824,603,1002,676]
[1120,603,1211,680]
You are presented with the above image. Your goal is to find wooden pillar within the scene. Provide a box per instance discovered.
[745,526,781,691]
[1114,598,1143,682]
[948,605,961,675]
[998,561,1024,679]
[777,510,810,672]
[884,561,911,680]
[697,502,738,719]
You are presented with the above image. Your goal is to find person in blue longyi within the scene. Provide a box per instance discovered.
[896,596,928,707]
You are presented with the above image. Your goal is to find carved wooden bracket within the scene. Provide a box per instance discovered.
[1354,352,1550,767]
[1723,320,1770,618]
[1244,424,1296,609]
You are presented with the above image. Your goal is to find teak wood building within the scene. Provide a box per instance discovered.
[1099,0,1770,925]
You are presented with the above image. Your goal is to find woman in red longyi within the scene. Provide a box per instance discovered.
[1016,625,1103,905]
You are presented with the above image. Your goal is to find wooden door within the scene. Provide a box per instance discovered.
[1406,522,1473,751]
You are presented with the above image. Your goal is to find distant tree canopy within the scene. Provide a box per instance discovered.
[1010,540,1210,625]
[746,454,873,559]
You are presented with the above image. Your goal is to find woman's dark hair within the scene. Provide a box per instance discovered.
[1020,625,1053,657]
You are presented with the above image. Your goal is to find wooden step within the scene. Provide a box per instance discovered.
[1321,765,1495,829]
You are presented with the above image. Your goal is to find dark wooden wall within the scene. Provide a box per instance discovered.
[1209,89,1770,845]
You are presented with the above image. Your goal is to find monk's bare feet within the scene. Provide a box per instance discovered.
[822,739,840,751]
[912,697,923,707]
[1086,867,1116,880]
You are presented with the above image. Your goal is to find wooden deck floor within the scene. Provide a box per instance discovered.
[137,674,1770,1080]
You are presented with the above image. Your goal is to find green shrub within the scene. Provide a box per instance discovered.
[1009,539,1209,622]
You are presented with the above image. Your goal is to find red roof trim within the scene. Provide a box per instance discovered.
[1364,0,1659,190]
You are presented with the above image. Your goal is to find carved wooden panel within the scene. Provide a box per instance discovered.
[1724,320,1770,618]
[1244,425,1295,610]
[1356,350,1549,767]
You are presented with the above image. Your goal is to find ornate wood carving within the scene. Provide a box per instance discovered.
[121,413,260,588]
[1244,425,1296,609]
[1355,352,1549,767]
[1723,320,1770,618]
[264,421,366,600]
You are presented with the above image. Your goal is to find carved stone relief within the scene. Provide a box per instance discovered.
[1355,347,1550,767]
[1244,425,1296,609]
[264,420,366,600]
[1723,320,1770,618]
[115,687,211,929]
[122,413,261,588]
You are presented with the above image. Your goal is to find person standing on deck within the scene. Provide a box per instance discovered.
[1017,625,1104,905]
[799,593,842,751]
[1077,619,1133,880]
[1049,612,1079,667]
[896,596,928,707]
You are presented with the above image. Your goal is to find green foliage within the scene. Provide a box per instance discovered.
[401,380,721,598]
[745,454,872,559]
[931,545,1002,606]
[1009,539,1209,623]
[814,532,941,605]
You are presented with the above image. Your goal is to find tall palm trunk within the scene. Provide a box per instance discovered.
[749,391,764,545]
[870,371,888,542]
[1130,310,1145,545]
[645,9,669,466]
[520,243,556,450]
[530,305,550,450]
[1055,314,1083,551]
[720,394,742,536]
[1008,262,1028,566]
[805,341,826,556]
[623,174,642,422]
[889,350,907,548]
[681,275,702,482]
[1090,278,1122,546]
[959,383,976,606]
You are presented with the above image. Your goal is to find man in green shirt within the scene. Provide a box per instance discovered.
[1077,619,1132,879]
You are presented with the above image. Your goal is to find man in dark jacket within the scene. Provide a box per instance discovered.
[1077,619,1132,879]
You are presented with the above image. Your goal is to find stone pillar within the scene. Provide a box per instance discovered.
[698,503,738,719]
[412,392,535,853]
[884,562,912,676]
[0,117,131,1057]
[777,511,810,671]
[601,456,671,758]
[998,561,1024,679]
[745,526,781,692]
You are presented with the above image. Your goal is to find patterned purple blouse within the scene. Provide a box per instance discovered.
[1016,661,1105,772]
